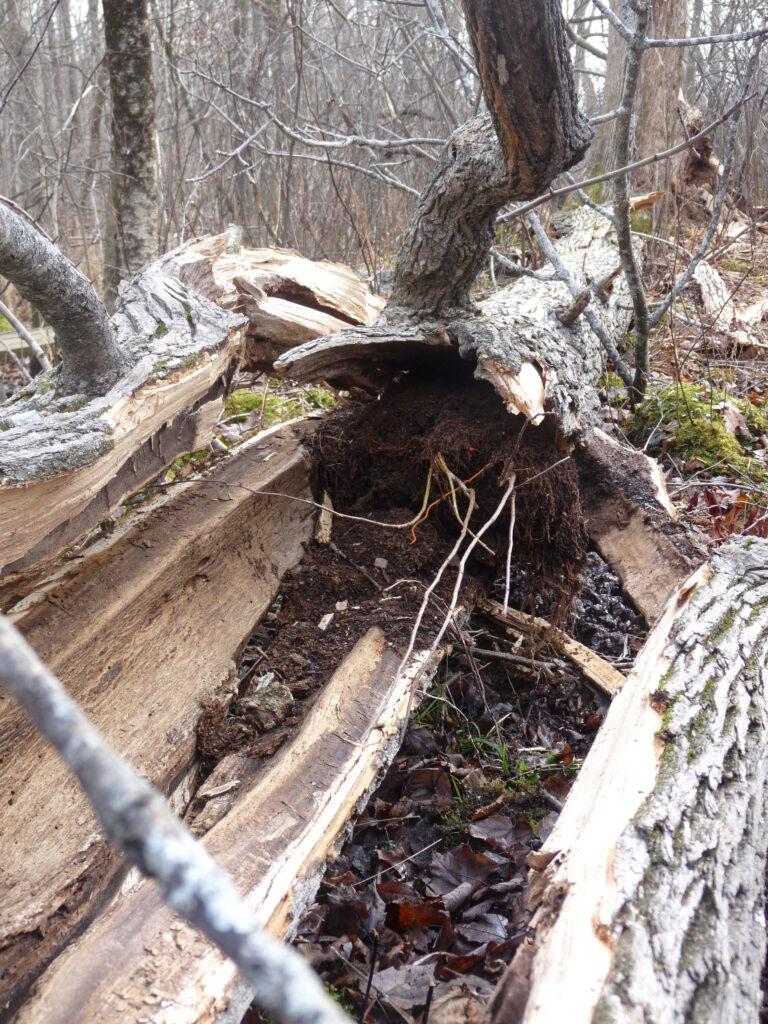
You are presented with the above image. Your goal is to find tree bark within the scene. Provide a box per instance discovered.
[488,537,768,1024]
[277,206,631,439]
[102,0,159,308]
[390,0,592,314]
[0,204,124,393]
[632,0,687,198]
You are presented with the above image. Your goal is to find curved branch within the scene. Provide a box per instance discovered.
[0,204,125,394]
[391,0,592,314]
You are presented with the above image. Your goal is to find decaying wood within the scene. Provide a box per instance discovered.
[489,537,768,1024]
[17,632,444,1024]
[479,598,625,697]
[0,424,314,1017]
[575,428,705,623]
[277,207,634,438]
[161,232,384,369]
[0,615,347,1024]
[0,235,381,592]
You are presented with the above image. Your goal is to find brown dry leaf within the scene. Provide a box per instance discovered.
[722,402,750,438]
[468,815,521,854]
[385,900,449,931]
[371,962,436,1009]
[430,845,496,895]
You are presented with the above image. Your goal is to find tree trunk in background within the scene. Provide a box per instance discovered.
[633,0,687,196]
[102,0,159,309]
[585,0,626,183]
[586,0,685,215]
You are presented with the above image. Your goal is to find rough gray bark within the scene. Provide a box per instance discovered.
[102,0,159,308]
[488,538,768,1024]
[390,0,592,313]
[0,204,124,393]
[277,207,630,438]
[0,257,244,483]
[594,540,768,1023]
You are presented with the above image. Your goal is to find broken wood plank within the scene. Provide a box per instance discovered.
[479,597,625,697]
[0,234,383,592]
[0,423,314,1017]
[490,537,768,1024]
[16,634,443,1024]
[575,428,705,623]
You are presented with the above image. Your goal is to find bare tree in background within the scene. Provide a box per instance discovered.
[102,0,159,307]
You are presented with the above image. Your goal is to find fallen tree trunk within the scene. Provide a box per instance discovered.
[276,205,631,438]
[15,632,443,1024]
[0,233,380,598]
[0,423,314,1017]
[488,536,768,1024]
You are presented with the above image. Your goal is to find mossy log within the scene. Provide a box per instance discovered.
[489,537,768,1024]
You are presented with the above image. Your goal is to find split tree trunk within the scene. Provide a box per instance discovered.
[0,424,315,1017]
[489,537,768,1024]
[0,230,381,602]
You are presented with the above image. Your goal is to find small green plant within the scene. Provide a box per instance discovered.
[325,984,354,1014]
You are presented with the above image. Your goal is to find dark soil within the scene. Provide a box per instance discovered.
[198,372,591,775]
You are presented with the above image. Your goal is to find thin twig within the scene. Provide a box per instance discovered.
[502,477,517,617]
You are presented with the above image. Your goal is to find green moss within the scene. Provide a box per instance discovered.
[0,315,11,332]
[599,370,625,392]
[182,303,196,334]
[325,984,354,1014]
[629,209,651,233]
[182,353,199,368]
[721,259,754,275]
[153,321,168,339]
[224,383,337,427]
[629,382,768,481]
[58,396,88,413]
[148,357,170,381]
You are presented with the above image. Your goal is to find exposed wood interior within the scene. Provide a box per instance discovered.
[0,424,315,1018]
[16,633,443,1024]
[488,563,710,1024]
[480,598,625,697]
[575,428,705,624]
[0,234,383,597]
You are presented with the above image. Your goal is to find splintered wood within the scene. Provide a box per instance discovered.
[163,234,385,370]
[480,598,625,697]
[0,424,314,1015]
[14,634,444,1024]
[0,234,382,597]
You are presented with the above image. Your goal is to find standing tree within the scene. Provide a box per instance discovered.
[102,0,159,307]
